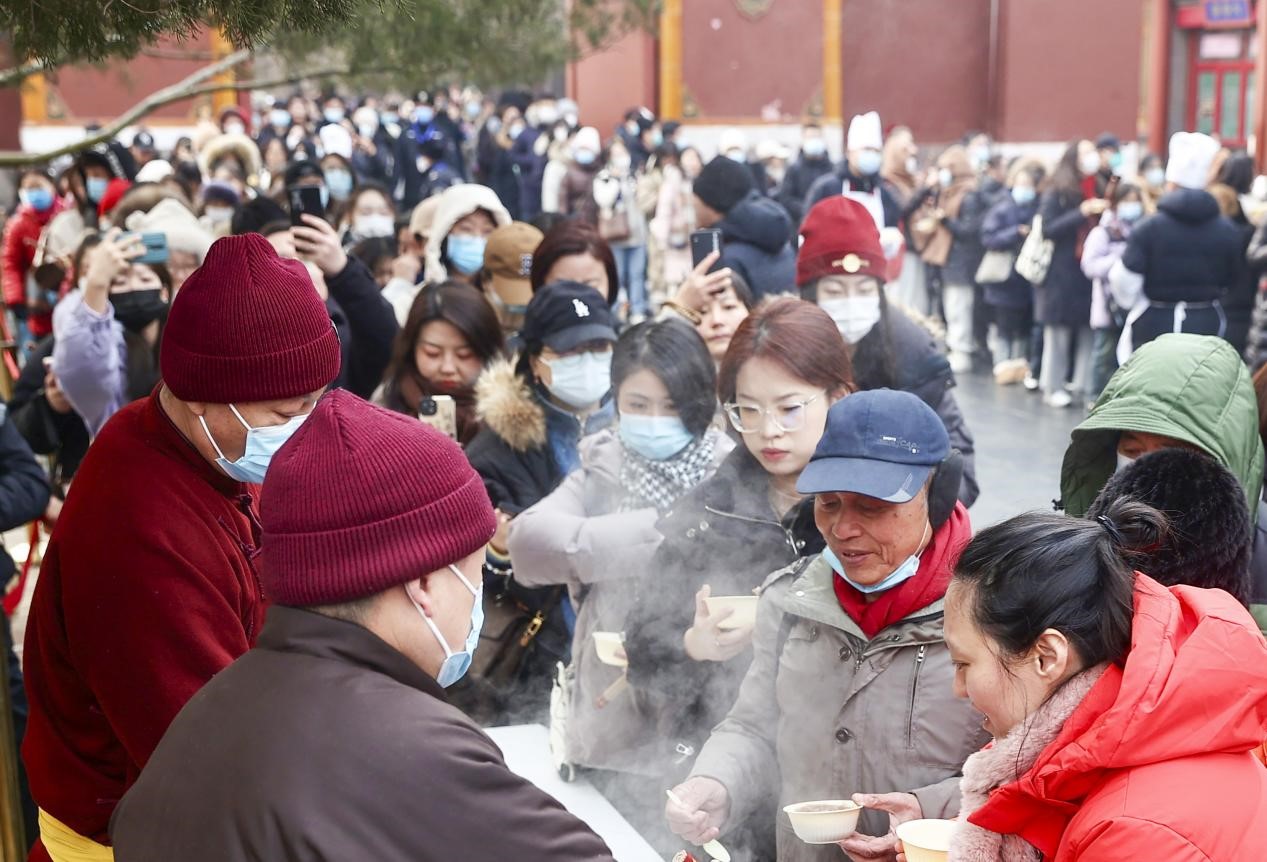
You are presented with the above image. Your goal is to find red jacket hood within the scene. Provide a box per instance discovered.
[971,574,1267,853]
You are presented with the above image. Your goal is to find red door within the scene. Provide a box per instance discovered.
[1187,30,1257,147]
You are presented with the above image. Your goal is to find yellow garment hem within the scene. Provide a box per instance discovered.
[37,809,114,862]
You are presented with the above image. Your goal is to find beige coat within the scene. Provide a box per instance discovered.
[690,555,988,860]
[509,429,732,773]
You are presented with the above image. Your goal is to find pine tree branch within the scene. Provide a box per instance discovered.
[0,56,52,87]
[0,47,253,167]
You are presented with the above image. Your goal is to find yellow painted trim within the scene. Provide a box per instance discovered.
[209,29,237,115]
[20,71,47,124]
[823,0,843,121]
[659,0,683,119]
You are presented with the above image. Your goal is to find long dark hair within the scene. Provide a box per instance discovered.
[1218,152,1254,195]
[954,498,1167,668]
[613,319,717,438]
[1050,139,1087,200]
[380,281,504,411]
[529,219,620,306]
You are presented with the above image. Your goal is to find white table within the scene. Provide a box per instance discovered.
[486,724,664,862]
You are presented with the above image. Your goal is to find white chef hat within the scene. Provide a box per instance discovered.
[1165,132,1221,191]
[847,111,883,152]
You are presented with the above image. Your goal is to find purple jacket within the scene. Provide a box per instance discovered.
[51,290,127,439]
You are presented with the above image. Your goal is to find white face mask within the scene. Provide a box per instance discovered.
[204,206,234,225]
[544,351,612,409]
[353,214,395,239]
[1079,152,1103,176]
[1115,451,1135,473]
[820,295,882,344]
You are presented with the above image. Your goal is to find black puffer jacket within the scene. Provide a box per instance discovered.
[8,336,88,484]
[326,256,400,399]
[624,444,824,752]
[1121,188,1244,305]
[777,153,835,225]
[715,191,797,299]
[852,308,979,506]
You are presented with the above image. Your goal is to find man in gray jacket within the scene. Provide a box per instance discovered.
[667,390,987,861]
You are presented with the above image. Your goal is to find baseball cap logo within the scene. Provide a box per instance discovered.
[519,253,532,276]
[573,298,590,318]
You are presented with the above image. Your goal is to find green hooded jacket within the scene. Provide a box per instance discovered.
[1061,334,1264,518]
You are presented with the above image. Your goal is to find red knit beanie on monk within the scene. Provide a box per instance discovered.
[160,233,341,403]
[256,390,496,606]
[796,196,887,288]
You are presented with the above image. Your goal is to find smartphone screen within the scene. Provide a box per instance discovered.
[288,186,326,227]
[418,395,458,440]
[690,228,723,269]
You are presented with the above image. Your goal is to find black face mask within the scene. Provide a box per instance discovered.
[110,289,167,333]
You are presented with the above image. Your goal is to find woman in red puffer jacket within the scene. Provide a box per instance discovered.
[2,169,64,344]
[938,499,1267,861]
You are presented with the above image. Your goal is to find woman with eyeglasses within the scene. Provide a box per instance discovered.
[798,195,980,507]
[623,298,852,855]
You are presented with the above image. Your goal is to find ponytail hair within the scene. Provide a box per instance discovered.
[953,498,1168,667]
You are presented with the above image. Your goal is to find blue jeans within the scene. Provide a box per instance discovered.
[612,243,648,317]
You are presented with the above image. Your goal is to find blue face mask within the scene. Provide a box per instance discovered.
[575,150,596,166]
[413,564,483,688]
[545,350,613,410]
[855,149,883,176]
[415,106,435,126]
[20,188,54,212]
[1145,166,1166,188]
[1117,201,1144,223]
[323,107,345,125]
[447,233,487,275]
[85,177,109,203]
[1011,186,1036,205]
[620,413,694,461]
[198,404,310,484]
[325,169,353,201]
[822,520,929,595]
[269,109,292,130]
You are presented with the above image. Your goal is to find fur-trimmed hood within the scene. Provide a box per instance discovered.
[474,357,546,453]
[198,133,263,184]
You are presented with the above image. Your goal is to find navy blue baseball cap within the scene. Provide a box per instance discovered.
[797,389,949,502]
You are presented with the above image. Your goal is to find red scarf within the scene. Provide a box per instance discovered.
[831,502,972,639]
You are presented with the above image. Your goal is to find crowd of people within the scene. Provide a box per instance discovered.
[0,84,1263,861]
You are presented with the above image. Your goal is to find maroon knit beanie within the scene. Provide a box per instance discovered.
[160,233,341,403]
[797,196,887,287]
[257,390,496,606]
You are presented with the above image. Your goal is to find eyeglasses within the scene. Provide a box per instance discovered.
[723,392,824,435]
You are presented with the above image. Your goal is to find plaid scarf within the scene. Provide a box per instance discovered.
[618,432,717,514]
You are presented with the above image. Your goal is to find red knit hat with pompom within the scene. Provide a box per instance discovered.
[257,390,496,606]
[796,196,887,288]
[160,233,341,403]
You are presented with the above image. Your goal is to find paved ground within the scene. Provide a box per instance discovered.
[953,368,1086,530]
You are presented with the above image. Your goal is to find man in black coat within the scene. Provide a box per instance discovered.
[777,122,836,225]
[693,156,797,299]
[1109,131,1244,358]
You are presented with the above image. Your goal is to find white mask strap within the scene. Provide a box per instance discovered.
[197,415,229,461]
